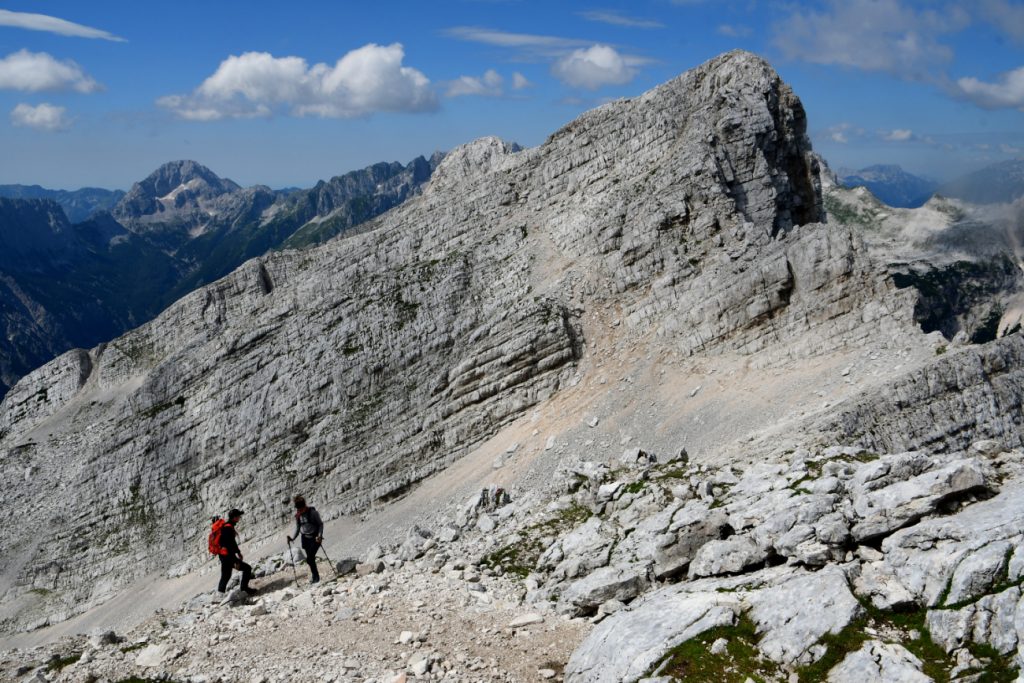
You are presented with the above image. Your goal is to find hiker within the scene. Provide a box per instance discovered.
[287,495,324,583]
[211,509,254,594]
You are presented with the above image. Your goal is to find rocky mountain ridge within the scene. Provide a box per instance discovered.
[838,164,937,208]
[0,154,441,398]
[0,185,125,223]
[823,180,1024,345]
[938,159,1024,205]
[2,49,1024,682]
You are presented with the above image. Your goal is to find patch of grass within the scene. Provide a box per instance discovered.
[390,288,421,330]
[648,591,1020,683]
[654,466,689,481]
[120,642,147,654]
[965,642,1019,683]
[551,502,592,527]
[796,596,1020,682]
[794,618,872,681]
[647,614,783,682]
[28,587,52,597]
[481,503,593,580]
[796,450,880,486]
[481,541,540,579]
[623,480,646,495]
[824,193,880,228]
[936,345,947,355]
[46,653,80,672]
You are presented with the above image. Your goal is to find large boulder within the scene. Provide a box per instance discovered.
[850,456,991,542]
[746,567,864,666]
[827,641,931,683]
[565,582,745,683]
[874,479,1024,608]
[557,564,650,616]
[688,536,769,578]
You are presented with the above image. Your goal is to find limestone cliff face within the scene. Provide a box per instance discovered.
[0,51,940,628]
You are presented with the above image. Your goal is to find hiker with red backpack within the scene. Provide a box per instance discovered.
[209,509,255,594]
[287,495,324,583]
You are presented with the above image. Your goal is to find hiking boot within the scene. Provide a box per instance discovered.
[310,578,320,584]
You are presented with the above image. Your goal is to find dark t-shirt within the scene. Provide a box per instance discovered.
[219,523,241,559]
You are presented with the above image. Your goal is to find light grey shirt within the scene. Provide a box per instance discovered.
[293,507,323,539]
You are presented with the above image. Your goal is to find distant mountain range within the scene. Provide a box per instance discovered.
[937,159,1024,204]
[0,184,125,222]
[838,164,937,208]
[0,155,443,397]
[838,160,1024,208]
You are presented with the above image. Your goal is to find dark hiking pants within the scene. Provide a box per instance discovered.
[218,554,253,592]
[301,534,321,582]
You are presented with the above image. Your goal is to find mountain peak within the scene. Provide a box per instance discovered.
[137,159,239,198]
[113,160,241,222]
[839,164,937,208]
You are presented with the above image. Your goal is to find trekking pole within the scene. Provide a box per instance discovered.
[286,538,300,586]
[317,539,340,579]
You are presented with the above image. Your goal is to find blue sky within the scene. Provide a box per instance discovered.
[1,1,1024,189]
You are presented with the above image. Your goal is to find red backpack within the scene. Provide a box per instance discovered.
[208,518,230,556]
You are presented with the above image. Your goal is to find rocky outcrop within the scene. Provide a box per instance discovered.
[815,334,1024,454]
[550,443,1022,681]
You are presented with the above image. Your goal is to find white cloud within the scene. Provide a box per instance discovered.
[10,102,70,131]
[158,44,437,120]
[443,26,590,52]
[578,11,664,29]
[445,27,650,88]
[551,45,636,90]
[772,0,968,79]
[821,122,865,144]
[512,72,531,90]
[445,69,504,97]
[884,128,914,141]
[980,0,1024,44]
[1001,143,1023,155]
[0,49,101,93]
[952,66,1024,110]
[0,9,125,42]
[717,24,752,38]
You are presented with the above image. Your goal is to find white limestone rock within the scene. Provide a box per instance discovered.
[557,564,650,616]
[878,480,1024,607]
[853,562,917,611]
[746,568,864,666]
[565,585,742,683]
[826,640,931,683]
[688,536,769,579]
[135,643,172,668]
[926,587,1021,655]
[850,456,990,542]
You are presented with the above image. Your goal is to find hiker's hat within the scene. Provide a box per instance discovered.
[228,508,244,518]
